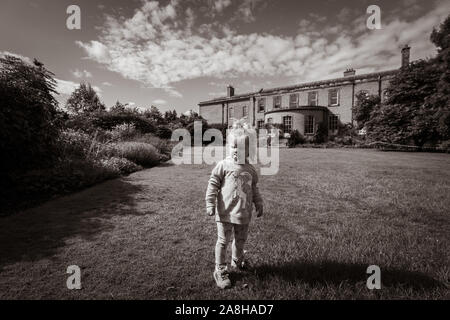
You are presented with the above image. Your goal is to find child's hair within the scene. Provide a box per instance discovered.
[227,119,251,158]
[228,119,251,143]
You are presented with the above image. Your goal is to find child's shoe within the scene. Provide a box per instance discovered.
[231,258,250,271]
[213,266,231,289]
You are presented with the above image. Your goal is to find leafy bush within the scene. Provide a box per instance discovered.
[313,122,328,144]
[104,142,162,167]
[59,129,92,159]
[287,130,306,147]
[109,123,138,141]
[64,113,98,134]
[437,140,450,152]
[93,111,156,133]
[134,133,174,157]
[353,92,380,130]
[99,157,142,175]
[59,128,111,160]
[156,125,173,139]
[0,55,62,173]
[334,136,354,145]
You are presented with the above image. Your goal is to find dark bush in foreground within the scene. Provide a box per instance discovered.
[0,55,62,173]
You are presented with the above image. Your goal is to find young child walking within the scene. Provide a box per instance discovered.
[205,123,263,289]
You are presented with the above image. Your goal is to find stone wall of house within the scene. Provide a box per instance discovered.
[199,75,393,132]
[264,109,326,136]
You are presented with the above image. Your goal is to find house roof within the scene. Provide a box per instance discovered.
[199,69,398,106]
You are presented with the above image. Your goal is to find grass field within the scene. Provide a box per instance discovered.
[0,149,448,299]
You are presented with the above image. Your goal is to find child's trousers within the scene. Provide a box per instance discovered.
[215,222,249,268]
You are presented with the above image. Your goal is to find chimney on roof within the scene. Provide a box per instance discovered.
[401,45,411,68]
[344,68,356,77]
[227,85,235,97]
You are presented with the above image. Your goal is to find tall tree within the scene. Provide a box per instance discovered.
[164,109,178,122]
[143,105,165,124]
[353,91,380,130]
[0,55,62,172]
[366,60,442,145]
[110,100,126,113]
[66,83,105,114]
[430,15,450,140]
[366,14,450,146]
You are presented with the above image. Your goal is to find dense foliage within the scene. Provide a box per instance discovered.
[365,15,450,147]
[0,55,205,214]
[0,55,62,173]
[353,91,380,130]
[66,83,105,114]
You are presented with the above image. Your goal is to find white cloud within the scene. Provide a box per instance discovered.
[164,87,183,98]
[76,0,450,91]
[102,81,113,86]
[76,40,111,63]
[55,79,79,95]
[72,69,92,78]
[152,99,167,105]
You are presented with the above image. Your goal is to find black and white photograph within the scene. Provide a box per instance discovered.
[0,0,449,308]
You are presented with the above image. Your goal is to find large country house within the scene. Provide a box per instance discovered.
[198,46,411,137]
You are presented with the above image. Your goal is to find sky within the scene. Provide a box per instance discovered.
[1,0,449,114]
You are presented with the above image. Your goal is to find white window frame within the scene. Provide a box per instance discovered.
[273,96,281,109]
[305,115,315,134]
[283,116,292,132]
[258,98,265,112]
[289,93,299,108]
[329,89,340,106]
[308,91,318,106]
[329,114,339,131]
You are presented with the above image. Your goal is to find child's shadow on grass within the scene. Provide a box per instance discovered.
[238,260,444,291]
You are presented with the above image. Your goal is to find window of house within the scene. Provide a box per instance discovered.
[273,96,281,109]
[243,105,248,117]
[308,91,318,106]
[229,107,234,119]
[267,117,273,124]
[289,94,299,108]
[383,89,389,101]
[305,115,314,134]
[283,116,292,132]
[329,114,339,131]
[328,89,339,106]
[257,120,265,129]
[258,98,265,112]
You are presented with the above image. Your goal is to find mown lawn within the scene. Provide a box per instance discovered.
[0,149,448,299]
